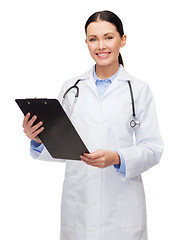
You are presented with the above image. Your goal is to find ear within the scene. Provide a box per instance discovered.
[120,35,127,48]
[85,39,87,44]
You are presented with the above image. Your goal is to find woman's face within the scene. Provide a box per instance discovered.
[85,21,126,67]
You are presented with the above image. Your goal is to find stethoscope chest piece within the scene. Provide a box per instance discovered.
[130,117,141,128]
[62,79,141,128]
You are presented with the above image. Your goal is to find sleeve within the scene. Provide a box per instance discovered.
[30,140,44,159]
[118,84,164,180]
[113,151,126,174]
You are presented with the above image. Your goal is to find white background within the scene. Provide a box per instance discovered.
[0,0,185,239]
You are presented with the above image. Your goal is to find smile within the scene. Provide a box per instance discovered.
[96,52,111,58]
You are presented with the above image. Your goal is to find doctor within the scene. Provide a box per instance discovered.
[23,10,163,240]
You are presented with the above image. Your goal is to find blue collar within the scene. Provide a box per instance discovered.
[93,64,121,82]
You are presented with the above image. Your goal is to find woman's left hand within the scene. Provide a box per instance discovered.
[80,149,120,168]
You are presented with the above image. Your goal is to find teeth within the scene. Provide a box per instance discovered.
[98,53,109,56]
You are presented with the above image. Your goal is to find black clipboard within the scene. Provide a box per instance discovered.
[15,98,89,160]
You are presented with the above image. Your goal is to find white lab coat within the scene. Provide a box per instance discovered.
[35,65,163,240]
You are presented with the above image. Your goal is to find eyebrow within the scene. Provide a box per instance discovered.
[88,32,114,38]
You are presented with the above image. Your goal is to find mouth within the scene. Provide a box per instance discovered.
[95,52,111,58]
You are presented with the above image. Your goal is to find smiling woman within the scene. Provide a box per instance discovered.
[85,12,126,79]
[85,21,126,70]
[21,10,163,240]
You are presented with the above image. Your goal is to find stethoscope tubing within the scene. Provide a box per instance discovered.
[63,80,81,99]
[62,79,140,128]
[127,80,136,118]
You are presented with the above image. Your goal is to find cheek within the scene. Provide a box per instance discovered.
[108,40,121,52]
[87,43,96,53]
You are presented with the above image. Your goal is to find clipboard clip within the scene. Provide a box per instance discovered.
[26,98,48,99]
[26,98,48,105]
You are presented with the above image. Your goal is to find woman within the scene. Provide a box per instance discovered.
[23,10,163,240]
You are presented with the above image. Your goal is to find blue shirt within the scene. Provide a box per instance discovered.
[30,65,126,174]
[30,140,44,159]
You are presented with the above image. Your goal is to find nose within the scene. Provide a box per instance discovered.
[98,40,106,50]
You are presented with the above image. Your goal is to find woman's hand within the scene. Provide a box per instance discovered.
[80,149,120,168]
[22,113,44,144]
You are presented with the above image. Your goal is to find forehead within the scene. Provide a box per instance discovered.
[86,21,117,36]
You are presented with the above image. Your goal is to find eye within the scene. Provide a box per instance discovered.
[106,36,113,40]
[89,38,96,42]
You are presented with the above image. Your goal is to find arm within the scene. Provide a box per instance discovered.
[80,150,126,174]
[80,85,163,180]
[30,140,44,159]
[118,84,163,180]
[23,113,65,163]
[23,83,69,162]
[113,151,126,174]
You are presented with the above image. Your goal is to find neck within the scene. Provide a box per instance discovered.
[95,61,120,79]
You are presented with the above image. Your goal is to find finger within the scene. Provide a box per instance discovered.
[82,159,104,168]
[83,153,95,159]
[23,112,30,128]
[80,154,99,162]
[29,126,44,139]
[80,155,92,162]
[31,121,43,132]
[80,155,101,165]
[81,158,96,166]
[84,150,103,160]
[27,115,37,127]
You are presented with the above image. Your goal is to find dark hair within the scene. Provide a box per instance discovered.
[85,10,124,66]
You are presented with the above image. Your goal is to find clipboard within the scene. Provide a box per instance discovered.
[15,98,89,160]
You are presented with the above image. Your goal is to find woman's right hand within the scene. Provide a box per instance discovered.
[22,112,44,144]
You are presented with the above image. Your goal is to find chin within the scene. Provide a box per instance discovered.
[95,59,114,67]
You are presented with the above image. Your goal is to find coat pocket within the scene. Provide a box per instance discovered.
[61,175,77,227]
[118,206,147,229]
[117,180,147,229]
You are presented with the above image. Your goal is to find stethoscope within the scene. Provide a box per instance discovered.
[62,79,141,129]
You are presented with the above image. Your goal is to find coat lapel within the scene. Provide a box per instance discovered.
[78,65,132,101]
[98,66,133,100]
[79,67,100,100]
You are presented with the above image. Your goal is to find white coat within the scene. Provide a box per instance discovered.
[34,65,163,240]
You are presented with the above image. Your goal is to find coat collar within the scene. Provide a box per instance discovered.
[77,65,133,100]
[78,65,132,82]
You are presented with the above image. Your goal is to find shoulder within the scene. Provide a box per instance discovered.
[119,66,148,88]
[119,66,151,94]
[118,66,154,104]
[63,67,93,89]
[130,74,151,98]
[57,67,93,101]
